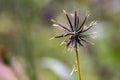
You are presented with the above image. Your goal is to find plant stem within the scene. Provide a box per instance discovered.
[75,47,82,80]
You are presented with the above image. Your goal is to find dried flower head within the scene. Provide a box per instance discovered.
[51,10,97,48]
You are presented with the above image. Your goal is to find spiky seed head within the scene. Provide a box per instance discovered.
[51,10,97,48]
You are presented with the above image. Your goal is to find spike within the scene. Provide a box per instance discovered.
[63,9,67,14]
[60,40,65,46]
[70,65,76,76]
[71,13,74,18]
[86,11,90,18]
[52,24,59,27]
[51,19,56,23]
[49,37,55,40]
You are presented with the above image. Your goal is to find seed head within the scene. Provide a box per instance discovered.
[51,10,97,48]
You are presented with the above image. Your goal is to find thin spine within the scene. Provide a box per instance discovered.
[63,10,74,31]
[77,11,90,32]
[74,11,77,31]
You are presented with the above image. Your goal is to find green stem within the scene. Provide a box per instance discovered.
[75,47,82,80]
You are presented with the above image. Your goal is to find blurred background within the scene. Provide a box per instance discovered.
[0,0,120,80]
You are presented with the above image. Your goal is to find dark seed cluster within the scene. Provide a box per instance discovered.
[51,10,97,48]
